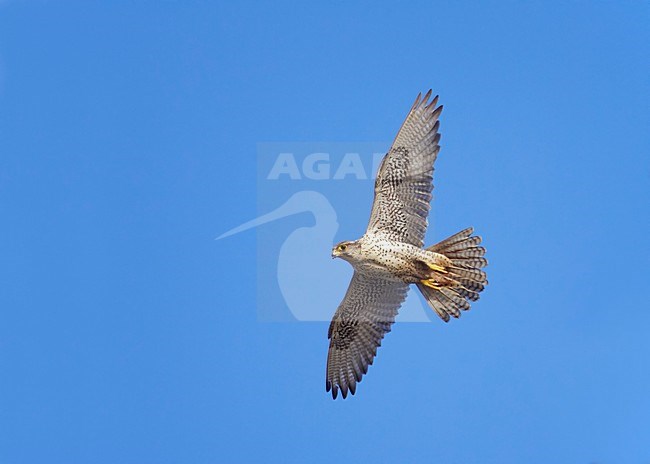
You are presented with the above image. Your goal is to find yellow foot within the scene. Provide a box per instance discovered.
[426,263,448,273]
[420,279,442,289]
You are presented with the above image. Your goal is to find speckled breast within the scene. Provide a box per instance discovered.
[355,236,425,282]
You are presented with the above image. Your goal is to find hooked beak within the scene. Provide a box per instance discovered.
[331,248,339,259]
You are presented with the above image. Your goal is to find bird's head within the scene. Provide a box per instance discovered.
[331,240,361,262]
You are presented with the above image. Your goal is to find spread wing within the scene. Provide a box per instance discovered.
[326,272,409,399]
[366,90,443,247]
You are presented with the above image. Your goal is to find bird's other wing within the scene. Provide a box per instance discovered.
[366,90,443,247]
[326,272,409,399]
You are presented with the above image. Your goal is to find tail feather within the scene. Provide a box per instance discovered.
[459,280,486,294]
[418,227,488,322]
[444,247,486,259]
[428,227,474,251]
[417,283,455,321]
[454,286,481,302]
[449,261,487,283]
[435,291,461,319]
[451,257,488,269]
[439,235,482,253]
[440,287,471,312]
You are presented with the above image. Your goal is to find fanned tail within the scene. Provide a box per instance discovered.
[418,227,488,322]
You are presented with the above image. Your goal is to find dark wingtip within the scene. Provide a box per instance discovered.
[425,97,438,111]
[340,382,350,399]
[410,92,423,112]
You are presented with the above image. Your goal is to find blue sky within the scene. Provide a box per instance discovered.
[1,1,649,463]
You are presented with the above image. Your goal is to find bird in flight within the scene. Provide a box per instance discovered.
[327,90,488,399]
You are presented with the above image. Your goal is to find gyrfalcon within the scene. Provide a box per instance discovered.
[327,90,488,399]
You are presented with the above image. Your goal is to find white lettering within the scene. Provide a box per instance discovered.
[302,153,330,180]
[333,153,366,180]
[267,153,301,180]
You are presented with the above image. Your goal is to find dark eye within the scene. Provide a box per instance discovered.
[339,244,347,251]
